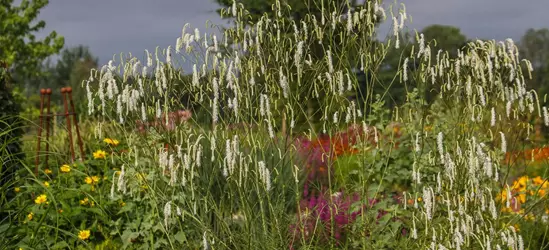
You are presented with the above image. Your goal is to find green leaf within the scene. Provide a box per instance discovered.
[51,241,69,249]
[121,230,140,249]
[174,231,187,244]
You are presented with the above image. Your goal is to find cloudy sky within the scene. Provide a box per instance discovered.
[35,0,549,68]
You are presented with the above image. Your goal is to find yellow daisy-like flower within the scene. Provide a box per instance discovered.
[34,194,47,204]
[27,212,34,220]
[103,138,120,146]
[58,209,63,213]
[60,164,71,173]
[78,230,91,240]
[44,169,52,174]
[514,176,528,191]
[84,176,93,184]
[92,176,100,183]
[43,181,50,188]
[14,187,20,192]
[93,150,107,159]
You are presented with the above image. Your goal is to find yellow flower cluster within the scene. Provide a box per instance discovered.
[79,197,95,207]
[498,176,549,216]
[103,138,119,146]
[84,176,100,185]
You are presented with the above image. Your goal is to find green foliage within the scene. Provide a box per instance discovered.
[5,0,549,249]
[0,0,64,79]
[0,66,24,200]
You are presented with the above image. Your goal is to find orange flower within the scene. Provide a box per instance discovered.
[533,176,544,185]
[518,193,526,204]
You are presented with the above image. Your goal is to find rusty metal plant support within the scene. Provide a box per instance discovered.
[34,87,85,175]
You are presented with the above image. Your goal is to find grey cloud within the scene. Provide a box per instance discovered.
[35,0,549,68]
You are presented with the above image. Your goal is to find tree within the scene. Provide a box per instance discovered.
[519,28,549,69]
[69,54,98,113]
[55,45,98,86]
[420,25,468,59]
[0,0,63,193]
[0,0,64,79]
[518,28,549,98]
[215,0,358,23]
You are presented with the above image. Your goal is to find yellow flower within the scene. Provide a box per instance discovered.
[27,212,34,220]
[103,138,120,146]
[58,209,63,213]
[43,181,50,188]
[80,197,89,205]
[93,150,107,159]
[120,201,126,207]
[60,164,71,173]
[84,176,93,184]
[34,194,47,204]
[496,190,507,202]
[44,169,52,174]
[78,230,91,240]
[514,176,528,191]
[518,193,526,204]
[92,176,100,183]
[14,187,20,193]
[513,224,520,232]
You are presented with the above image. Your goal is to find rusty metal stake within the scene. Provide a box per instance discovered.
[61,87,75,163]
[66,87,85,161]
[34,89,46,176]
[44,88,52,169]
